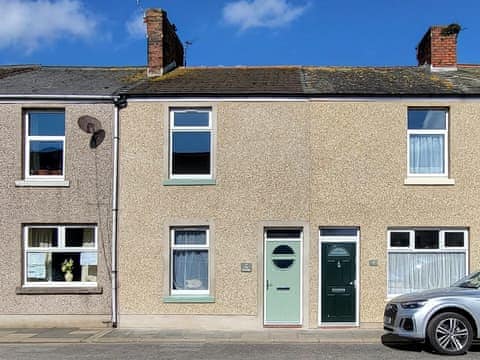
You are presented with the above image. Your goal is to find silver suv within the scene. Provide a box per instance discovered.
[384,271,480,355]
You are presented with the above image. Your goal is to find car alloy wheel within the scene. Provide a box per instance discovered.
[427,312,473,355]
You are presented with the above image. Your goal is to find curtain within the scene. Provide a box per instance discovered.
[82,229,95,247]
[27,229,54,281]
[410,134,444,174]
[173,250,208,290]
[29,228,54,247]
[174,230,206,245]
[388,252,465,295]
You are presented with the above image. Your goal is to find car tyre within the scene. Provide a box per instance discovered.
[426,312,473,355]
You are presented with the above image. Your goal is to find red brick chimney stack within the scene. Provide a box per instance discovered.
[416,24,460,70]
[144,9,184,77]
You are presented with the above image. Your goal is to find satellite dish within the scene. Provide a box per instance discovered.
[78,115,105,148]
[78,115,102,134]
[90,129,106,149]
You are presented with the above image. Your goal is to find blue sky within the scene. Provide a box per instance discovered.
[0,0,478,67]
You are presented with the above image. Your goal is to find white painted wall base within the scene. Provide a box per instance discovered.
[0,314,111,328]
[359,322,383,329]
[119,315,260,330]
[119,315,383,330]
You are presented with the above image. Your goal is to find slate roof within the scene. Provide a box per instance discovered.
[1,64,480,97]
[0,66,37,80]
[0,66,145,96]
[126,65,480,97]
[124,67,305,96]
[302,66,480,96]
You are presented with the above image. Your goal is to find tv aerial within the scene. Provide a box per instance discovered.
[78,115,106,149]
[184,40,194,66]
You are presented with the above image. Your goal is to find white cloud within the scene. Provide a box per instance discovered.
[223,0,308,31]
[0,0,97,53]
[126,10,146,39]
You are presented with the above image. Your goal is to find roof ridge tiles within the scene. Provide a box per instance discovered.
[0,64,40,69]
[178,65,302,70]
[38,65,147,70]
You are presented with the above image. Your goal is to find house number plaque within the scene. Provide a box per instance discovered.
[241,263,252,272]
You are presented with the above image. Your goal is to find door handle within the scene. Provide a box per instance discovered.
[266,280,272,290]
[349,280,355,286]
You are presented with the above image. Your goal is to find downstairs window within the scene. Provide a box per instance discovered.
[24,225,97,286]
[387,228,467,296]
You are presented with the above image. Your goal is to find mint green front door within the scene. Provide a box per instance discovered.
[265,240,301,324]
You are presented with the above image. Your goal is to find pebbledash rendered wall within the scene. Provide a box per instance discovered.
[117,100,480,329]
[0,102,114,328]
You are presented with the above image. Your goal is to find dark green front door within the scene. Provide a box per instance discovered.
[321,243,356,323]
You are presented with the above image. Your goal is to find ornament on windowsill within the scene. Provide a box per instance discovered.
[61,258,74,282]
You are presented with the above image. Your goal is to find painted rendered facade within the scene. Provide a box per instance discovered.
[117,99,480,329]
[0,102,114,327]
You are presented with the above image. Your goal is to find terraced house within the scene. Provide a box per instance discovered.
[1,8,480,330]
[0,66,143,327]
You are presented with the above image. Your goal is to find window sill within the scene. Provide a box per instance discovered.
[163,179,216,186]
[404,177,455,186]
[16,286,102,295]
[163,295,215,303]
[15,180,70,187]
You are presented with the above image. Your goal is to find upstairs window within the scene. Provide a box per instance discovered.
[25,110,65,179]
[407,109,448,177]
[169,109,212,179]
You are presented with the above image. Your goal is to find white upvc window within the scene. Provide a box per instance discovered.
[170,227,209,295]
[24,225,98,286]
[387,228,467,296]
[24,110,65,180]
[407,108,448,177]
[169,109,212,179]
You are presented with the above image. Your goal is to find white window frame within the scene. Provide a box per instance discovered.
[169,109,213,179]
[23,225,98,287]
[407,108,448,178]
[387,228,468,297]
[24,110,66,181]
[170,227,210,295]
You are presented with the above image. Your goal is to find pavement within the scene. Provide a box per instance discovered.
[0,327,385,344]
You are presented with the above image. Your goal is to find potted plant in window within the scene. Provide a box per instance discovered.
[61,258,74,282]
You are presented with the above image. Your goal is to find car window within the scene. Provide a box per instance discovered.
[452,271,480,288]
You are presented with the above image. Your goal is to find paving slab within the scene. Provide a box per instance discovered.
[69,330,100,335]
[0,327,385,344]
[239,332,271,342]
[2,334,36,339]
[33,330,87,339]
[0,328,108,344]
